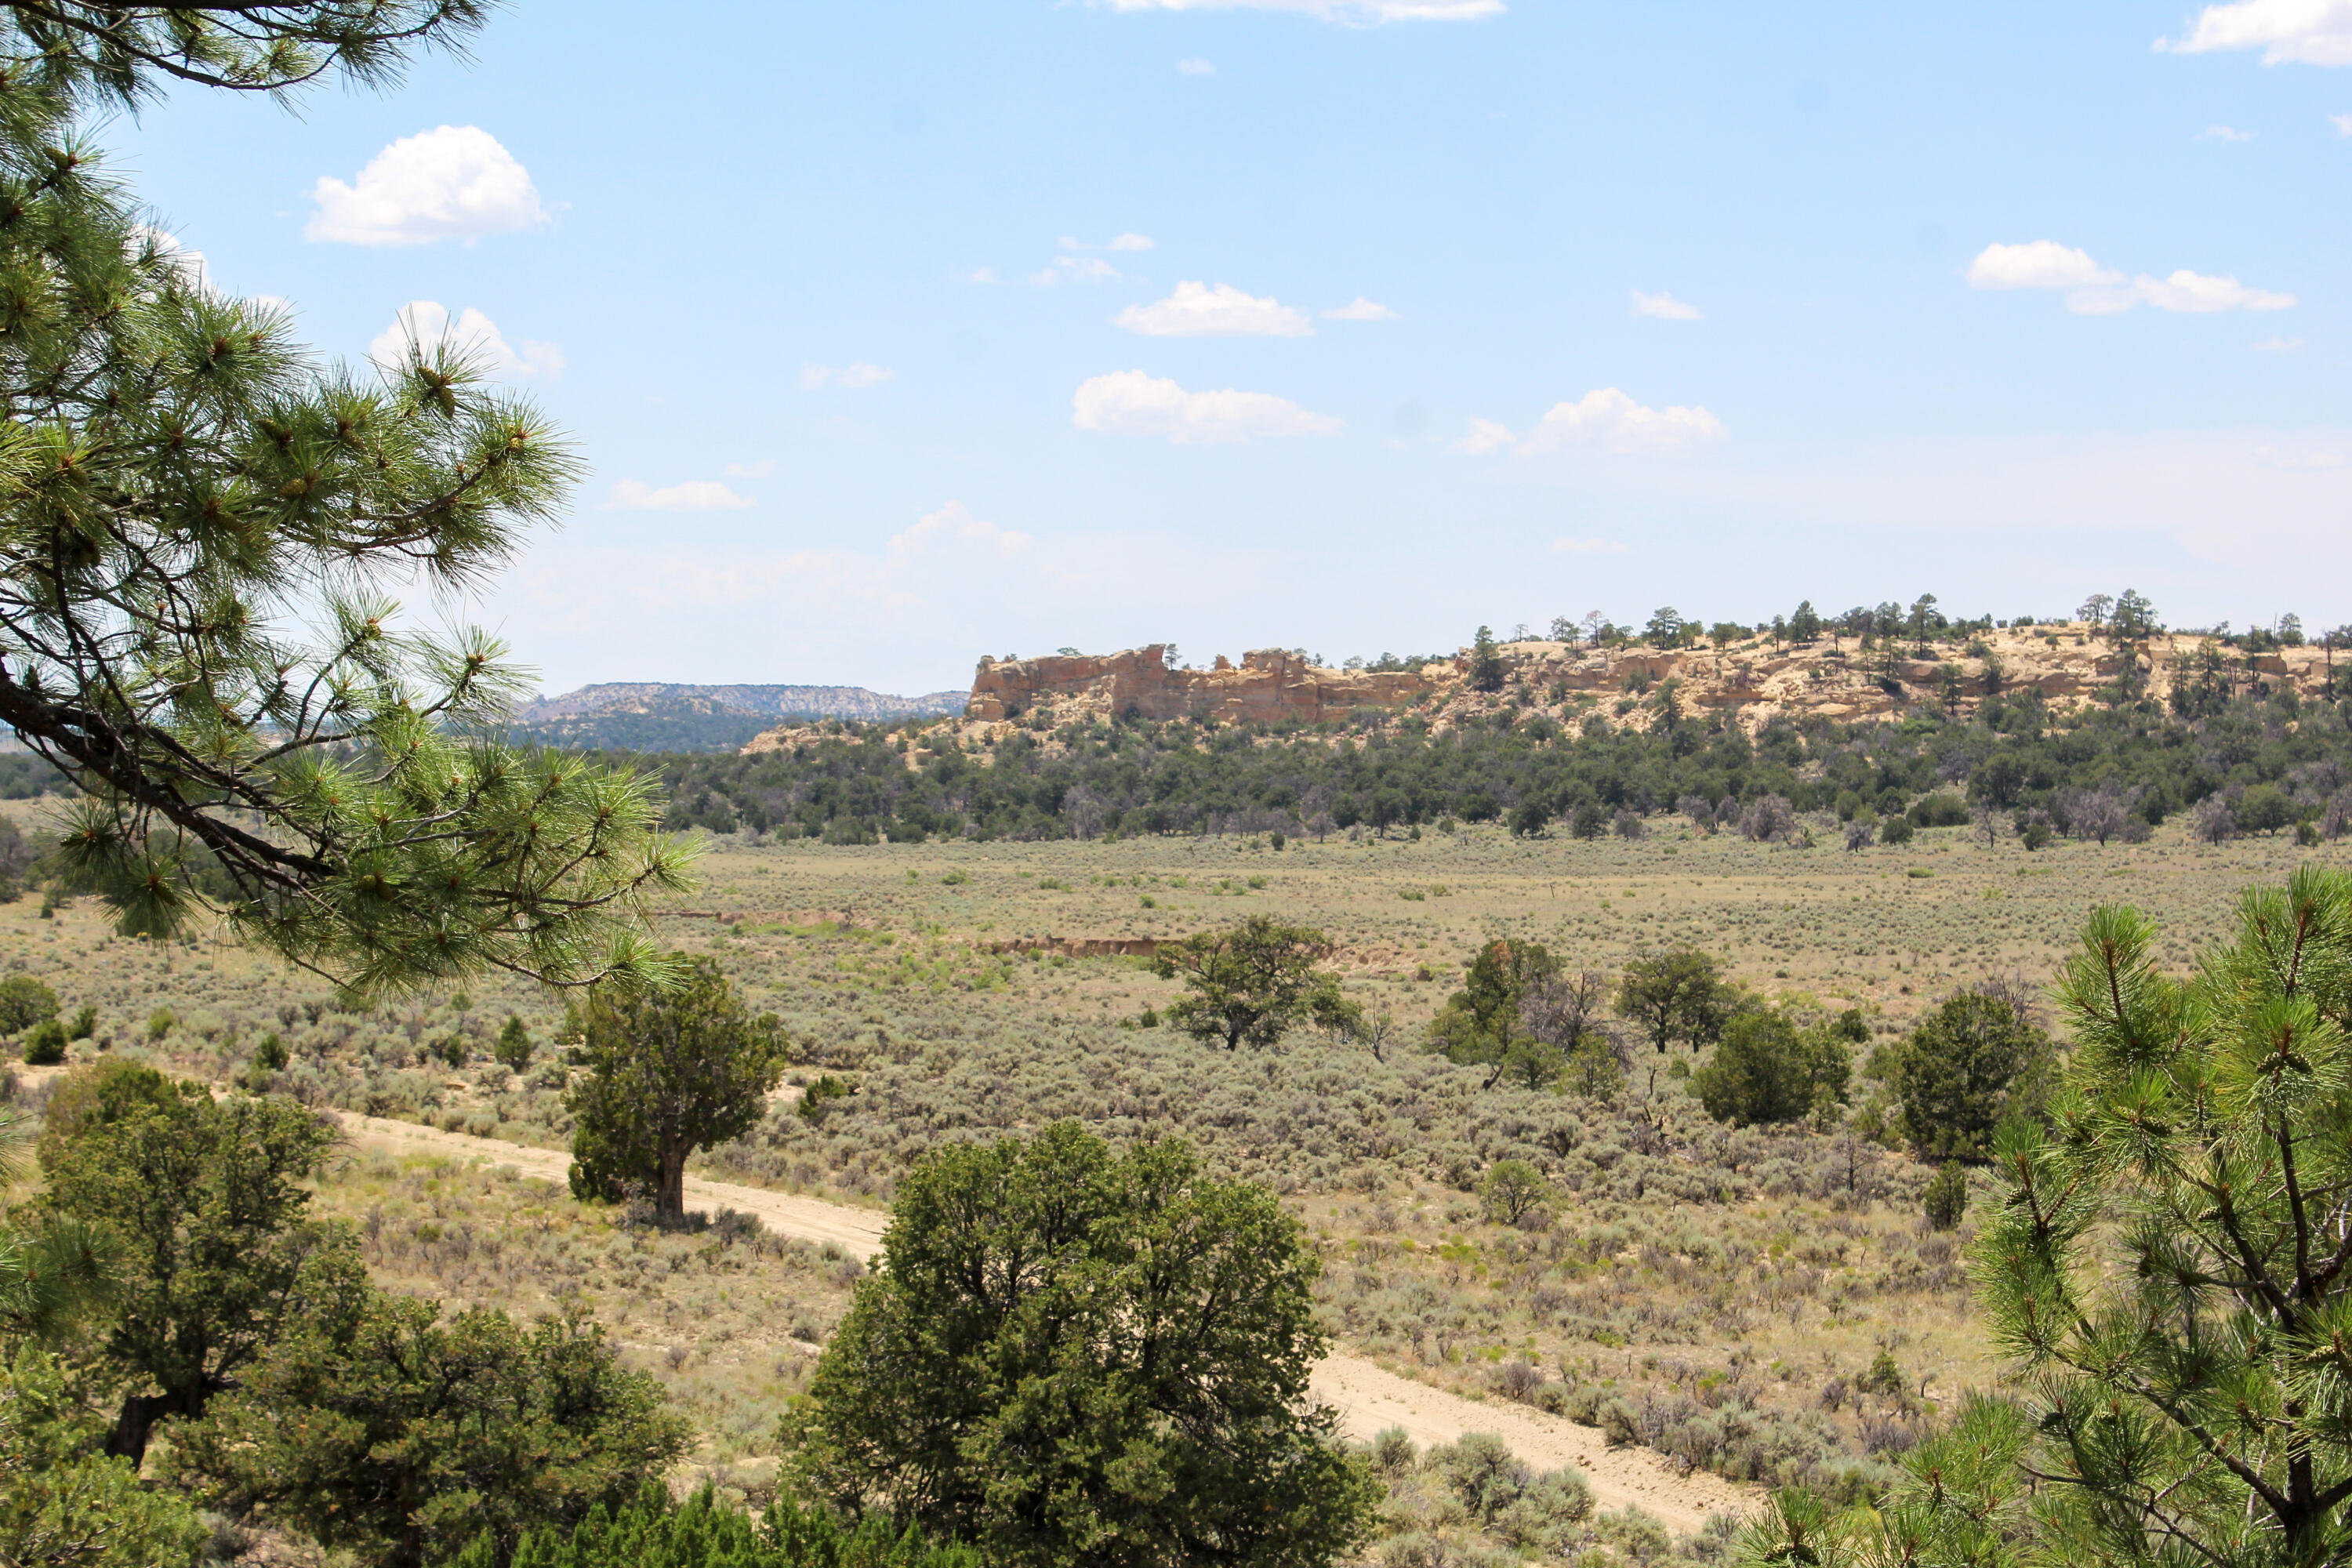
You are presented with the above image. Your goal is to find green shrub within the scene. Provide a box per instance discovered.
[456,1483,978,1568]
[494,1014,533,1072]
[1923,1160,1968,1231]
[255,1032,289,1071]
[0,976,58,1034]
[64,1005,96,1041]
[21,1019,66,1065]
[1689,1008,1852,1127]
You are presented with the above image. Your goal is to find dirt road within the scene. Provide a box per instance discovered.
[339,1112,1752,1535]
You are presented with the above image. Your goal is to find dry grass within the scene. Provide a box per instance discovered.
[4,809,2337,1554]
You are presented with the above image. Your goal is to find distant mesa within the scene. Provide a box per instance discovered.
[510,683,967,751]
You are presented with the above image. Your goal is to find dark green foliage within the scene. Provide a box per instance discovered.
[255,1033,289,1071]
[1878,813,1915,845]
[0,1345,208,1568]
[1468,625,1506,692]
[1151,915,1358,1051]
[20,1020,64,1065]
[1886,988,2055,1160]
[187,1289,688,1568]
[1922,1161,1967,1231]
[1480,1159,1552,1225]
[456,1483,978,1568]
[37,1064,347,1463]
[1569,800,1606,839]
[494,1014,533,1072]
[0,976,58,1033]
[564,958,788,1223]
[1616,947,1737,1054]
[789,1123,1380,1568]
[64,1005,96,1041]
[1688,1009,1851,1126]
[1428,939,1555,1073]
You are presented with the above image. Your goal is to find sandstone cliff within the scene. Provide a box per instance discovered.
[965,645,1432,725]
[742,629,2342,757]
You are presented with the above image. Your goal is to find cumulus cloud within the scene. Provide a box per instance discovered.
[1967,240,2293,314]
[1178,56,1216,74]
[2333,112,2352,133]
[2199,123,2257,140]
[1091,0,1504,20]
[802,362,893,389]
[1323,296,1399,321]
[1447,418,1515,456]
[1116,281,1313,337]
[888,499,1033,557]
[1072,370,1341,443]
[2158,0,2352,65]
[1966,240,2121,292]
[1516,389,1729,455]
[1551,537,1630,554]
[307,126,548,246]
[600,479,757,512]
[724,459,778,478]
[369,301,563,379]
[1632,290,1702,320]
[1109,232,1157,251]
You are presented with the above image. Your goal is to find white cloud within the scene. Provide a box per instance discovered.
[1116,281,1313,337]
[724,460,778,478]
[1632,290,1702,320]
[600,478,756,512]
[1967,241,2293,314]
[2158,0,2352,64]
[1072,370,1341,443]
[1033,255,1125,285]
[1966,240,2121,291]
[1178,56,1216,74]
[2198,123,2257,140]
[969,266,1000,284]
[369,301,563,380]
[1551,537,1630,554]
[888,499,1034,557]
[1323,296,1399,321]
[1447,418,1516,455]
[802,362,893,389]
[306,125,548,246]
[2254,335,2307,350]
[1516,388,1729,455]
[2132,270,2297,312]
[1091,0,1504,20]
[1109,232,1157,251]
[2333,112,2352,133]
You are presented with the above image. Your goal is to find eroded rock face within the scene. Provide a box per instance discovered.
[967,646,1439,724]
[944,630,2336,739]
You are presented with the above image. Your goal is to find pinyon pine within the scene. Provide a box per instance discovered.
[0,5,689,998]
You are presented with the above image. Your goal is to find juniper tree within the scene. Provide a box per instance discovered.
[0,5,689,1000]
[1152,915,1357,1052]
[564,957,787,1225]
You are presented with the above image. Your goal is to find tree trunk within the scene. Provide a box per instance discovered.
[105,1389,180,1467]
[657,1142,690,1225]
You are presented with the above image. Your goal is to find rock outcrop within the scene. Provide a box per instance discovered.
[966,646,1436,724]
[954,631,2343,738]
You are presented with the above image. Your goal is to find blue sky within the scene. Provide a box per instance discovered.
[106,0,2352,695]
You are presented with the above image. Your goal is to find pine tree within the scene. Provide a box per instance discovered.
[1468,624,1506,691]
[0,6,691,1000]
